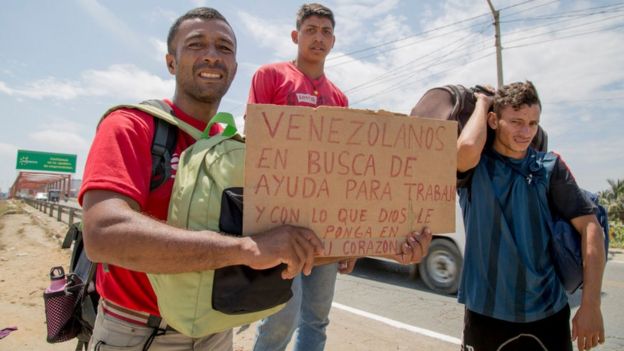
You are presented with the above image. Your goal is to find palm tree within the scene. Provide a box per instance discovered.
[600,178,624,223]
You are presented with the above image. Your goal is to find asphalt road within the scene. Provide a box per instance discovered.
[334,251,624,350]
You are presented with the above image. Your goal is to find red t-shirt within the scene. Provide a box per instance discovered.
[78,99,222,316]
[248,61,348,107]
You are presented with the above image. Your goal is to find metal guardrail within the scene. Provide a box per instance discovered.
[23,198,82,226]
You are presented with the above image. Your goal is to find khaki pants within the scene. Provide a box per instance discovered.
[88,304,233,351]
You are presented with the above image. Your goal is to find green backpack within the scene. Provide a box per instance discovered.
[102,102,293,338]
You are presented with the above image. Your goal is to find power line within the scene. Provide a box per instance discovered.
[502,1,624,21]
[326,0,555,69]
[342,25,490,94]
[504,13,624,48]
[326,13,490,63]
[345,35,491,96]
[505,22,624,50]
[327,18,491,67]
[327,0,544,64]
[335,0,623,106]
[350,50,495,106]
[501,4,624,23]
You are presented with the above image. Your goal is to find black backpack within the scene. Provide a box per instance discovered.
[409,84,548,152]
[44,100,178,350]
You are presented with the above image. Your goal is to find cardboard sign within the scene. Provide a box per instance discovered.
[244,104,457,257]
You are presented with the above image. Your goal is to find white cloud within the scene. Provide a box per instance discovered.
[0,81,13,95]
[148,7,178,24]
[190,0,209,7]
[238,11,296,60]
[0,143,18,192]
[0,142,17,157]
[0,65,174,101]
[82,65,174,100]
[150,38,168,63]
[76,0,143,49]
[29,130,90,153]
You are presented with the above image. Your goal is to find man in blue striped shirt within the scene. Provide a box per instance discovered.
[456,81,605,351]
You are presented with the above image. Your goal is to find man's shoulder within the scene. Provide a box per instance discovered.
[255,61,292,74]
[99,103,159,133]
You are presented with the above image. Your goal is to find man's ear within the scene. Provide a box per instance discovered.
[166,53,176,75]
[487,111,498,129]
[291,30,298,44]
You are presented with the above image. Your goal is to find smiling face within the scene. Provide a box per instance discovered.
[292,15,335,65]
[488,104,541,159]
[166,18,237,107]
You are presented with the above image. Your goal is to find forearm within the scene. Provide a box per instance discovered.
[82,191,254,273]
[457,97,491,172]
[580,221,606,308]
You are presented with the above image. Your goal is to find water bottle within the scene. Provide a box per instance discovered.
[46,266,67,295]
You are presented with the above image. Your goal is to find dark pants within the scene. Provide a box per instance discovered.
[462,305,572,351]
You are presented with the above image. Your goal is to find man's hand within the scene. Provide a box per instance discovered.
[474,91,494,109]
[245,225,324,279]
[390,227,432,265]
[572,304,605,350]
[337,258,358,274]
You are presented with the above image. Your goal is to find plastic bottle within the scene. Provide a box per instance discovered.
[46,266,67,294]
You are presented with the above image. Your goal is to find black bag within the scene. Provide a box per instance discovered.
[549,190,610,293]
[409,84,548,152]
[212,187,293,314]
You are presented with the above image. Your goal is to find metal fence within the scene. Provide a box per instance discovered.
[24,198,82,226]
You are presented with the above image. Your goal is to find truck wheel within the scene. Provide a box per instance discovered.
[418,238,462,294]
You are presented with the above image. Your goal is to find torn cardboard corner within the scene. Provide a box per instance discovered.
[243,103,458,257]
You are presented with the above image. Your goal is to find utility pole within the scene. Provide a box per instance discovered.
[487,0,504,88]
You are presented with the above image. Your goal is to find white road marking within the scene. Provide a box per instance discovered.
[332,302,462,345]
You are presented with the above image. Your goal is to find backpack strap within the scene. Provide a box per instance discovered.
[99,102,203,140]
[149,117,177,191]
[139,100,180,191]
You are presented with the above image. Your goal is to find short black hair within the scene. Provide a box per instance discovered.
[493,80,542,115]
[296,3,335,30]
[167,7,233,55]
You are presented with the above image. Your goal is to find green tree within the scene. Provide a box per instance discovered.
[600,178,624,248]
[600,178,624,223]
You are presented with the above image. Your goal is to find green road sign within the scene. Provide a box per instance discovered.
[16,150,77,173]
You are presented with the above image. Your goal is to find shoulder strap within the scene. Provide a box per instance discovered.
[99,101,203,140]
[150,117,178,190]
[138,100,180,190]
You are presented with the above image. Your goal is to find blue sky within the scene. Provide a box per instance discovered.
[1,0,623,194]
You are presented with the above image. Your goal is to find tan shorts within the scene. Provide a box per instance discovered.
[88,302,233,351]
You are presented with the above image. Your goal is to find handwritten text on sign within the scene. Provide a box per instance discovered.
[243,104,457,257]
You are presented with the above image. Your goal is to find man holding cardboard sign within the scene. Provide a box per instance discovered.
[246,4,435,351]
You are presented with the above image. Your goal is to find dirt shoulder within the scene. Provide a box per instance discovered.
[0,200,456,351]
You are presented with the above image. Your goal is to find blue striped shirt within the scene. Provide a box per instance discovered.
[457,148,568,322]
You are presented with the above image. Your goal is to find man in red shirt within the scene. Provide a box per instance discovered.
[247,4,431,351]
[80,7,326,351]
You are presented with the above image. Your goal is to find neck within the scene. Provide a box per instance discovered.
[172,93,219,124]
[492,140,528,160]
[293,58,325,80]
